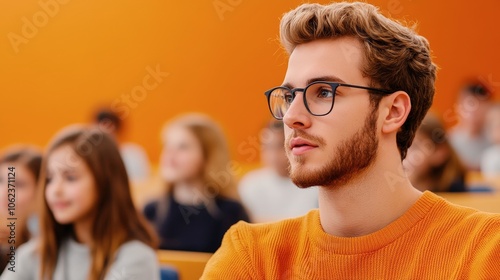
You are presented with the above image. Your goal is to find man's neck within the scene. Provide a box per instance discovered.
[318,159,422,237]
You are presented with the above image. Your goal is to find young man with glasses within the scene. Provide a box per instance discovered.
[202,2,499,279]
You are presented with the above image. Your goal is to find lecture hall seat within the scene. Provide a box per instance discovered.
[157,250,213,280]
[436,192,500,213]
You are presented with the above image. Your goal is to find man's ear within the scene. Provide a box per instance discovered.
[381,91,411,134]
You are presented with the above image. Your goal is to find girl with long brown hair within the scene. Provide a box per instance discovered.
[1,125,159,280]
[143,114,249,253]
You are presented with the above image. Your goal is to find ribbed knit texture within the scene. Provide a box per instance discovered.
[201,191,500,279]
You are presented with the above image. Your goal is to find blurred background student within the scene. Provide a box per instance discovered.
[449,81,493,171]
[405,113,467,192]
[0,126,159,280]
[94,108,151,183]
[238,120,317,222]
[143,114,249,253]
[481,103,500,178]
[0,147,42,275]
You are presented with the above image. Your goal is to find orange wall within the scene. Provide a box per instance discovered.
[1,0,499,165]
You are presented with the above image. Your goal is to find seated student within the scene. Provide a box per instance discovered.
[239,120,317,222]
[449,81,493,171]
[143,114,249,253]
[0,126,159,280]
[0,147,42,274]
[94,108,151,183]
[202,2,499,279]
[404,112,467,192]
[481,103,500,178]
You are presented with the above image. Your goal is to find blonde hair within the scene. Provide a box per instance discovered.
[161,113,239,200]
[279,2,437,160]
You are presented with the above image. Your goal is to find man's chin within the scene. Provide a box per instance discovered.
[291,177,318,189]
[289,164,321,188]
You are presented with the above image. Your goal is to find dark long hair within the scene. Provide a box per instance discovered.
[38,125,157,280]
[418,113,467,192]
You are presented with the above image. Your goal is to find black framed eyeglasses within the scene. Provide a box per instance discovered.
[264,81,394,120]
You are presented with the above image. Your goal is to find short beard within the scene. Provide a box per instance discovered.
[289,109,379,188]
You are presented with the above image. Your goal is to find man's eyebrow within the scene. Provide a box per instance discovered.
[308,76,346,84]
[281,75,347,89]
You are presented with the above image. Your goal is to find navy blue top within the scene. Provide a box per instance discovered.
[143,195,249,253]
[448,177,467,192]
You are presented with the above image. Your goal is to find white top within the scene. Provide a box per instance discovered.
[0,238,159,280]
[121,142,151,183]
[481,145,500,178]
[449,128,490,170]
[238,168,318,223]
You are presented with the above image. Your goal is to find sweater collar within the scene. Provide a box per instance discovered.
[309,191,441,254]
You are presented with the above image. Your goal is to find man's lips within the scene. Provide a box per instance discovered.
[289,137,318,155]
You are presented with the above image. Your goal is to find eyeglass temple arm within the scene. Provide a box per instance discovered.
[337,83,393,94]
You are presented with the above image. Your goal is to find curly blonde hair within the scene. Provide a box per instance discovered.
[280,2,437,159]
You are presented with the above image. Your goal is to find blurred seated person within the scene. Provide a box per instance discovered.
[0,126,159,279]
[0,146,41,274]
[404,112,467,192]
[94,108,151,183]
[481,103,500,178]
[239,120,317,222]
[449,81,492,171]
[143,114,249,253]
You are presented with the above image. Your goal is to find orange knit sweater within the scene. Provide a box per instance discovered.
[201,192,499,279]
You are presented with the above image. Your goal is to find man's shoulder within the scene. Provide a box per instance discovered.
[456,207,500,237]
[202,210,317,279]
[433,199,500,278]
[430,194,500,236]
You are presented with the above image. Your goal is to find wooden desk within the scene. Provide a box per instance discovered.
[157,250,213,280]
[436,192,500,213]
